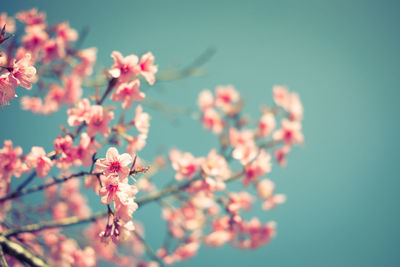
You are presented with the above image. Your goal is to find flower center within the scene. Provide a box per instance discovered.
[109,161,120,172]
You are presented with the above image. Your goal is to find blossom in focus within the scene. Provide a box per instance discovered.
[99,175,137,205]
[95,147,133,180]
[109,51,140,83]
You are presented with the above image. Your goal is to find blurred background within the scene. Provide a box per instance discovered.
[1,0,399,266]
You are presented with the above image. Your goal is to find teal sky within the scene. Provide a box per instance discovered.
[1,0,399,266]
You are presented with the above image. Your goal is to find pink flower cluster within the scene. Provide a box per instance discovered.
[95,148,139,243]
[0,8,306,267]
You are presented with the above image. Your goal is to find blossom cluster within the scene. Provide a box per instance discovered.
[0,8,304,267]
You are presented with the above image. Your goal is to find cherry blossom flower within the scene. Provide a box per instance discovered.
[25,146,52,178]
[111,80,145,109]
[73,47,97,78]
[55,22,78,43]
[244,149,271,186]
[21,96,43,113]
[86,105,114,137]
[63,74,83,105]
[109,51,140,83]
[21,25,48,56]
[0,74,17,105]
[99,175,137,205]
[76,133,100,167]
[198,89,214,111]
[215,85,240,114]
[169,149,203,181]
[139,52,158,85]
[42,38,66,64]
[7,53,37,89]
[0,140,25,181]
[95,147,133,179]
[275,145,291,167]
[67,98,91,127]
[201,149,230,180]
[257,113,276,137]
[16,8,46,27]
[201,108,224,134]
[273,119,304,145]
[126,134,147,154]
[132,105,150,134]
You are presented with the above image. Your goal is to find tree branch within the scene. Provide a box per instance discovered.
[4,170,245,237]
[0,235,50,267]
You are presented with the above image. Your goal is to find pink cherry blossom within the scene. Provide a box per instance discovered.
[169,149,203,181]
[76,133,100,167]
[63,74,83,105]
[133,105,150,134]
[99,175,137,205]
[139,52,158,85]
[0,74,17,105]
[201,149,230,180]
[109,51,140,83]
[262,194,286,210]
[21,25,48,56]
[73,47,97,78]
[244,149,271,186]
[25,146,52,178]
[42,38,66,64]
[273,85,290,109]
[257,179,275,199]
[7,53,37,89]
[95,147,133,179]
[201,108,224,134]
[42,83,65,114]
[198,89,214,111]
[273,119,304,145]
[67,98,91,127]
[55,22,78,43]
[275,145,291,167]
[227,192,254,215]
[126,134,147,154]
[288,92,303,121]
[232,143,259,166]
[86,105,114,137]
[16,8,46,27]
[257,113,276,137]
[111,80,145,109]
[215,85,240,113]
[20,96,43,113]
[0,140,25,181]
